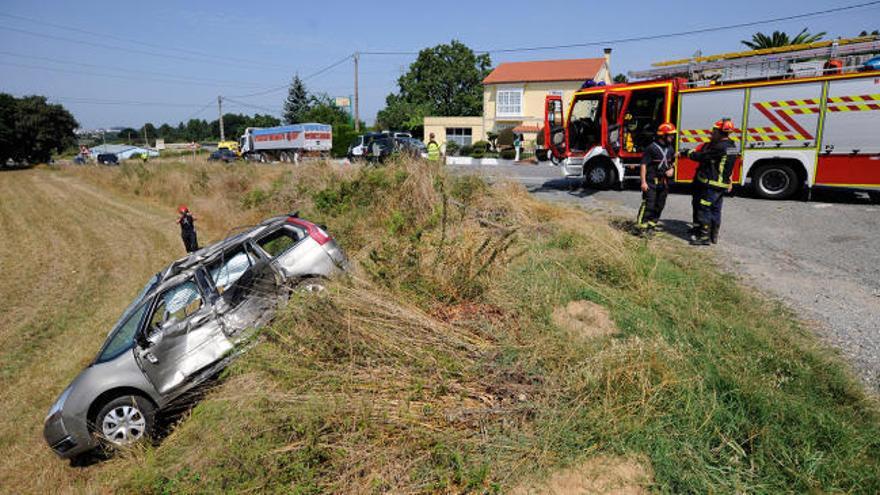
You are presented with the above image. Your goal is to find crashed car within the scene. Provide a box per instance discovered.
[44,213,346,459]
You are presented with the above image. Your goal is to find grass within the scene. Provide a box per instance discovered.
[1,156,878,493]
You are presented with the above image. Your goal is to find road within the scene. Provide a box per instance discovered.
[451,163,880,392]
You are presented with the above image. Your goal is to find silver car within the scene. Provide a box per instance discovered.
[44,213,346,459]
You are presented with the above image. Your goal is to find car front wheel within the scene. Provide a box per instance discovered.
[94,395,155,448]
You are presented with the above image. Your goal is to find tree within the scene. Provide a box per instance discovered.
[858,30,879,37]
[741,29,826,49]
[283,75,310,124]
[302,94,351,126]
[613,73,628,84]
[376,40,491,132]
[115,127,138,143]
[0,94,77,164]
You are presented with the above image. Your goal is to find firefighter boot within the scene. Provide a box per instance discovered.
[710,223,719,244]
[690,225,711,246]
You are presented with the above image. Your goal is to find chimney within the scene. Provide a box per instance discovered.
[603,48,612,81]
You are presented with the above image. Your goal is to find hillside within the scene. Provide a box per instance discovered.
[1,158,878,493]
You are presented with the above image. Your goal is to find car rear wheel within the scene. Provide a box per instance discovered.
[94,395,155,448]
[753,163,799,200]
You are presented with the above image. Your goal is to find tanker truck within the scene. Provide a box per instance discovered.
[239,123,332,162]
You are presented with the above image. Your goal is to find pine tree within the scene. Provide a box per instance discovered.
[283,75,310,124]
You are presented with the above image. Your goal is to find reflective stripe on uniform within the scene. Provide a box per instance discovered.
[700,199,712,206]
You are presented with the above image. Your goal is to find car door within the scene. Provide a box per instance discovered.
[207,245,283,340]
[135,277,233,395]
[253,222,318,279]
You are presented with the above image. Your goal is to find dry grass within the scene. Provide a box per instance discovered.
[1,158,878,493]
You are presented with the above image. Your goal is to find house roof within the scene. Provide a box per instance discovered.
[483,58,606,85]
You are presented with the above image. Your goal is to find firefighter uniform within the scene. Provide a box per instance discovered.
[683,137,738,244]
[177,207,199,253]
[636,139,675,231]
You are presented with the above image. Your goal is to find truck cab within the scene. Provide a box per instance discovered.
[544,79,682,189]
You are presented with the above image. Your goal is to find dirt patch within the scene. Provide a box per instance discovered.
[512,455,653,495]
[552,300,618,339]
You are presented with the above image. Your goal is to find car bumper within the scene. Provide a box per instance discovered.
[44,411,94,459]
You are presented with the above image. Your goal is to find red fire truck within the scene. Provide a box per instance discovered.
[544,66,880,201]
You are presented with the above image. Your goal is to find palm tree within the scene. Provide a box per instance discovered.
[741,29,826,49]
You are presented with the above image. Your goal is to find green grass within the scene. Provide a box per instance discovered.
[74,159,879,493]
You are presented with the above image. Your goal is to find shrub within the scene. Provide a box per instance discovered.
[496,128,515,148]
[445,140,460,156]
[499,148,516,160]
[459,145,472,157]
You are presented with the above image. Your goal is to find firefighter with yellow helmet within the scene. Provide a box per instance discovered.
[681,118,738,245]
[636,122,677,235]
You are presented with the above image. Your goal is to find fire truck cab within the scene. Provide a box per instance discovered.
[544,80,682,190]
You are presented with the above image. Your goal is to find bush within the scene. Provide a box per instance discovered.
[445,140,460,156]
[499,148,516,160]
[459,144,472,157]
[496,128,515,148]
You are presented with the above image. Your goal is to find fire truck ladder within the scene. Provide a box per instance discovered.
[628,37,880,86]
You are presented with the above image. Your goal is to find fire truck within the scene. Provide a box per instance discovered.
[544,38,880,200]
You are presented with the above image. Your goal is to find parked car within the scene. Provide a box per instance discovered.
[96,153,119,165]
[347,132,390,161]
[864,56,880,71]
[208,149,239,163]
[43,213,347,460]
[395,137,428,159]
[365,136,396,163]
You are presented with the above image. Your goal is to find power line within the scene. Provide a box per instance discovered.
[223,97,280,116]
[0,60,268,88]
[0,24,290,72]
[478,1,880,53]
[46,96,207,107]
[0,51,265,88]
[0,11,289,70]
[228,54,353,99]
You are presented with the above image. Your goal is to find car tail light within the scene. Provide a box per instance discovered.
[288,217,331,245]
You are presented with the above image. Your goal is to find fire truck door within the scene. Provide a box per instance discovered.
[604,92,629,157]
[544,95,567,161]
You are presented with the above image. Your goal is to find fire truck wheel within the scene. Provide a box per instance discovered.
[753,163,799,200]
[583,160,616,190]
[868,191,880,204]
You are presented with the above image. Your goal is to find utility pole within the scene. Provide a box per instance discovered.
[218,95,225,141]
[353,52,360,132]
[143,126,148,147]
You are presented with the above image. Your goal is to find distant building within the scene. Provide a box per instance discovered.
[424,51,612,150]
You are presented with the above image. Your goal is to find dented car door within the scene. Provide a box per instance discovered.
[135,277,233,395]
[208,245,283,341]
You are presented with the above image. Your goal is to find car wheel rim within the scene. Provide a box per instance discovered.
[589,167,607,184]
[101,405,146,445]
[761,169,789,194]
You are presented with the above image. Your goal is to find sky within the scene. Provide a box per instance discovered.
[1,0,877,130]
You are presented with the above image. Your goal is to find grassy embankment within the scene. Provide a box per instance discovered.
[2,157,878,493]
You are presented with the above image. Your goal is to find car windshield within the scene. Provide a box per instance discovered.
[94,273,159,363]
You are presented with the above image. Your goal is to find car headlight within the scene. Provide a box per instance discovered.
[45,386,72,422]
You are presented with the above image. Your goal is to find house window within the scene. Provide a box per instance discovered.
[445,128,472,147]
[496,88,523,117]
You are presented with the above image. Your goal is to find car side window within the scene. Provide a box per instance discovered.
[256,225,307,258]
[209,250,255,293]
[148,280,202,333]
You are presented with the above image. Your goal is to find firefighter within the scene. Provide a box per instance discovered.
[177,205,199,253]
[635,122,677,235]
[426,133,441,162]
[681,118,738,245]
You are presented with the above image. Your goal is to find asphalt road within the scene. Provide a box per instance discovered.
[451,163,880,392]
